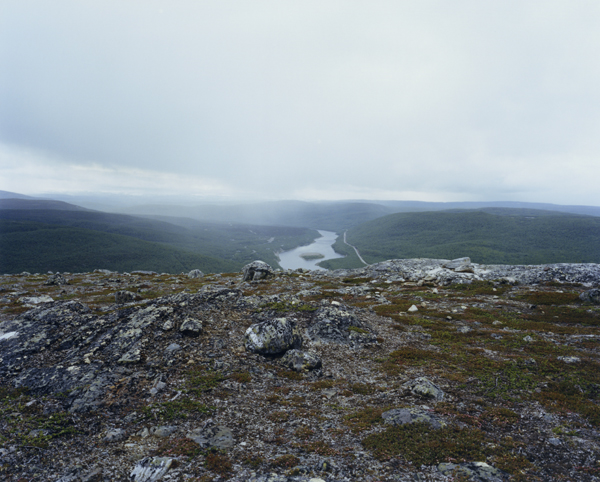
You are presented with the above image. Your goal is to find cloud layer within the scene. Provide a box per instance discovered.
[1,1,600,204]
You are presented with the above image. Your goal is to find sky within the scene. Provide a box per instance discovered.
[1,1,600,205]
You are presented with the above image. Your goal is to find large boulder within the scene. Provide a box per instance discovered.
[382,407,447,429]
[245,317,302,355]
[306,304,376,346]
[187,269,204,279]
[242,261,274,281]
[44,273,69,286]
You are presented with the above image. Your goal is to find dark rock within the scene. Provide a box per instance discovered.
[103,428,127,442]
[242,260,274,281]
[307,304,375,345]
[245,317,302,355]
[115,290,138,304]
[580,289,600,304]
[45,273,69,286]
[179,317,202,336]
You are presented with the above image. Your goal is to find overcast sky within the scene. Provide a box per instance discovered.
[1,1,600,205]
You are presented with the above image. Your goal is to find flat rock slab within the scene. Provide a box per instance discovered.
[187,422,233,449]
[130,457,175,482]
[382,407,447,429]
[438,462,509,481]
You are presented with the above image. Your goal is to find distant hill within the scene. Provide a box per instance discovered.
[341,208,600,266]
[0,198,91,211]
[114,200,394,232]
[0,204,318,274]
[0,190,37,200]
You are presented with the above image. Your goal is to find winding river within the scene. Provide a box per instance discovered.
[278,230,344,270]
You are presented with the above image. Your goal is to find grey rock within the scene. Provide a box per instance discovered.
[130,456,175,481]
[131,270,157,275]
[187,269,204,279]
[279,349,322,372]
[580,289,600,304]
[548,437,562,446]
[187,421,233,449]
[242,260,274,281]
[404,377,445,401]
[382,407,447,429]
[179,317,202,336]
[438,462,509,481]
[103,428,127,442]
[443,257,472,270]
[18,295,54,305]
[45,273,69,285]
[165,343,181,353]
[245,317,302,355]
[151,425,177,437]
[457,325,472,333]
[557,356,580,363]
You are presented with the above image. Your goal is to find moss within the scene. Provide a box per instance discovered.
[348,326,369,334]
[514,291,581,305]
[344,407,386,433]
[204,451,232,477]
[270,454,300,468]
[277,370,304,381]
[294,426,314,440]
[363,422,489,465]
[154,437,203,458]
[348,382,378,395]
[186,369,225,395]
[229,372,252,384]
[301,440,338,456]
[267,411,290,422]
[141,398,213,421]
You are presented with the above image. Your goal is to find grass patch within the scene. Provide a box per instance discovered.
[141,398,213,421]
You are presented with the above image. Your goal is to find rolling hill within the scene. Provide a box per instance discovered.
[0,199,318,274]
[337,208,600,266]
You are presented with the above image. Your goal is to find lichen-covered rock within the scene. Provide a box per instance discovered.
[245,318,302,355]
[130,457,175,482]
[580,289,600,304]
[382,407,447,429]
[279,349,322,372]
[187,269,204,279]
[187,421,233,449]
[179,317,202,336]
[438,461,509,481]
[307,304,375,345]
[404,377,445,401]
[242,260,274,281]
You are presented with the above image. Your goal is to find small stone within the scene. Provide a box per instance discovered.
[187,422,233,449]
[557,356,580,363]
[408,305,419,312]
[151,426,177,438]
[115,291,138,304]
[103,428,126,443]
[523,335,533,342]
[404,377,445,401]
[130,457,174,481]
[279,349,322,372]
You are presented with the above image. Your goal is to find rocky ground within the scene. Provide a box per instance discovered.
[1,258,600,482]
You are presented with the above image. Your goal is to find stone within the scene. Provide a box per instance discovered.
[557,356,580,363]
[438,461,509,481]
[580,289,600,304]
[187,269,204,279]
[151,425,177,437]
[457,325,472,333]
[130,457,175,481]
[242,260,274,281]
[245,317,302,355]
[442,257,472,270]
[179,317,202,336]
[18,295,54,305]
[404,377,445,401]
[45,273,69,285]
[103,428,126,442]
[408,304,419,312]
[115,291,138,304]
[187,421,233,449]
[306,305,376,346]
[279,349,322,372]
[382,407,447,429]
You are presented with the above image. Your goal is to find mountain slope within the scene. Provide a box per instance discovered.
[344,209,600,265]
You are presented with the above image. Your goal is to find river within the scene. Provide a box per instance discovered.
[277,230,344,270]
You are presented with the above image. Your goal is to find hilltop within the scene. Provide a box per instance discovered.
[1,258,600,481]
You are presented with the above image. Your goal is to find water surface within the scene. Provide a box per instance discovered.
[278,230,344,270]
